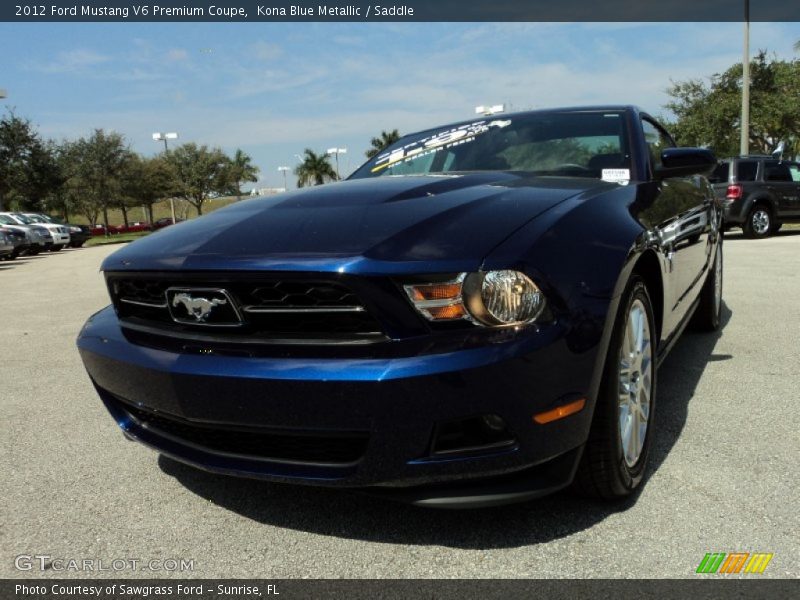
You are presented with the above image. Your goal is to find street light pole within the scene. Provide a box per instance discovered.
[326,148,347,180]
[740,0,750,156]
[278,166,290,191]
[152,132,179,224]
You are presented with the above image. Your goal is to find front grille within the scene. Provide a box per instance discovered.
[121,401,368,466]
[107,273,385,343]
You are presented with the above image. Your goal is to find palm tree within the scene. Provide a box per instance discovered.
[229,149,260,200]
[294,149,337,187]
[365,129,401,159]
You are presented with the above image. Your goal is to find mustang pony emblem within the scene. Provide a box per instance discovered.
[171,293,228,322]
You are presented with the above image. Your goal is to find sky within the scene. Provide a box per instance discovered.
[1,21,799,190]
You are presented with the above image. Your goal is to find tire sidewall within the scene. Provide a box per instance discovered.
[602,278,658,494]
[711,243,723,329]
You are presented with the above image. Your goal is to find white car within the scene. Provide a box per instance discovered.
[1,212,70,250]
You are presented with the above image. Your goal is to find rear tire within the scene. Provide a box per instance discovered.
[573,277,657,500]
[743,205,772,238]
[691,242,723,332]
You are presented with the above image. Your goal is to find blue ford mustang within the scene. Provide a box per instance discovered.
[78,106,722,507]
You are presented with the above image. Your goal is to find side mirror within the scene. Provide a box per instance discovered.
[654,148,717,180]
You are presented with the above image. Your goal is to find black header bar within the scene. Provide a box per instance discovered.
[3,0,800,22]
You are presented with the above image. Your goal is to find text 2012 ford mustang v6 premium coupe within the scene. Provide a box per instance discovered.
[78,106,723,507]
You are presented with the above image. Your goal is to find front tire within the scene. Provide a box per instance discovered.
[573,278,656,500]
[691,242,723,332]
[743,205,772,238]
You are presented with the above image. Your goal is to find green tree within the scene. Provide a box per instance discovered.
[166,143,231,215]
[228,149,260,200]
[21,139,63,212]
[294,149,337,187]
[69,129,131,234]
[665,52,800,158]
[0,111,45,211]
[365,129,401,159]
[54,140,100,225]
[122,154,178,226]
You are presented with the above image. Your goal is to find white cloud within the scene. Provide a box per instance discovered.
[165,48,189,62]
[249,41,283,62]
[31,49,111,73]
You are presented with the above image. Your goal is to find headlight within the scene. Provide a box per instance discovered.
[465,270,545,326]
[404,270,546,327]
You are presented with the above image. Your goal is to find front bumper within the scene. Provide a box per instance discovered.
[78,305,601,503]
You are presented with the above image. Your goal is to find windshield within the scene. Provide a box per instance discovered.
[10,213,34,224]
[350,111,631,180]
[24,214,48,223]
[0,215,19,225]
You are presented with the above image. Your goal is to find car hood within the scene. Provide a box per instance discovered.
[102,173,613,274]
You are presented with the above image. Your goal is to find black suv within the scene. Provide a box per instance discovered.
[710,156,800,238]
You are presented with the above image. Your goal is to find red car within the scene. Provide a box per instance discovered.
[153,217,184,229]
[111,222,152,234]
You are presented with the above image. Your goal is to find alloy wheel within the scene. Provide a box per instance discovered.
[751,209,770,235]
[618,299,653,467]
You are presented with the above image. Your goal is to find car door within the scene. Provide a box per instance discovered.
[640,117,712,331]
[763,161,799,217]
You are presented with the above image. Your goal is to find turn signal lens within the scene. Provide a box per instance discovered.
[407,282,463,302]
[425,304,467,320]
[403,276,467,321]
[533,398,586,424]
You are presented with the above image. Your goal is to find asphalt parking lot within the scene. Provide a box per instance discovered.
[2,232,799,579]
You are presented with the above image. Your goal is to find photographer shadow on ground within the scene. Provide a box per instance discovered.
[159,303,732,550]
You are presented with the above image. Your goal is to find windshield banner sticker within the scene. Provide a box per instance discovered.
[371,119,512,173]
[602,168,630,185]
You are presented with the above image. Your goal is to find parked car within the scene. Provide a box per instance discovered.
[23,213,91,248]
[110,221,152,234]
[78,106,722,507]
[0,212,70,250]
[0,226,30,259]
[154,217,184,229]
[710,155,800,238]
[0,215,45,255]
[0,230,14,260]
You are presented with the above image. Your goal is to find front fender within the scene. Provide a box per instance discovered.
[481,183,651,415]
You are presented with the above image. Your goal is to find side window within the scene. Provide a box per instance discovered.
[788,164,800,182]
[764,161,792,182]
[641,118,675,172]
[736,161,758,182]
[709,162,730,183]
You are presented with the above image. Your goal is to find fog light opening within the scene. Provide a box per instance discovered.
[431,414,516,457]
[482,414,506,432]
